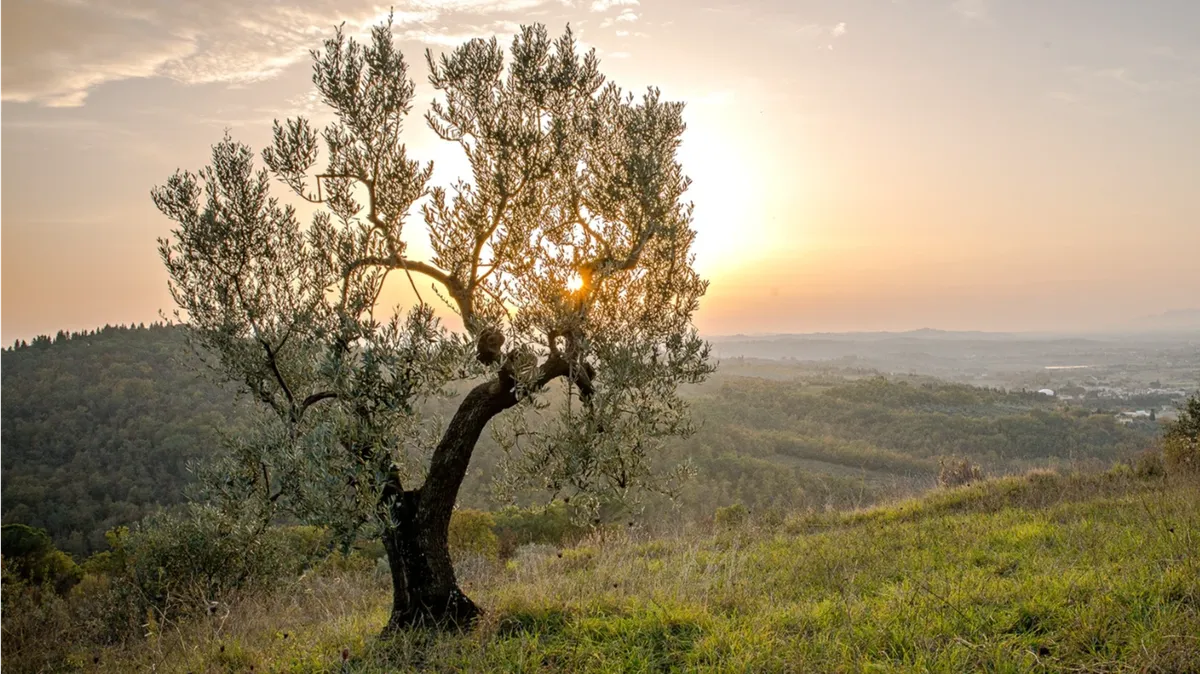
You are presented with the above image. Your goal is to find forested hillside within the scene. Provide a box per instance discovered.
[1,326,1158,554]
[1,325,245,555]
[656,373,1154,519]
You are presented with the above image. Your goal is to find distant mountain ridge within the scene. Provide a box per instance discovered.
[1127,308,1200,332]
[708,319,1200,343]
[709,328,1021,342]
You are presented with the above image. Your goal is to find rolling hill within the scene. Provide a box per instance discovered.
[1,325,1159,554]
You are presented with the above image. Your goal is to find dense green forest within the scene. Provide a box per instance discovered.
[1,325,246,555]
[1,326,1158,555]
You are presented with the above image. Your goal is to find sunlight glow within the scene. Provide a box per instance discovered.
[679,115,775,279]
[566,273,585,292]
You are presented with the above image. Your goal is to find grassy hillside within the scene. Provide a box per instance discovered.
[17,469,1195,673]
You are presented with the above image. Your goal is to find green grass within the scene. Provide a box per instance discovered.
[45,471,1200,672]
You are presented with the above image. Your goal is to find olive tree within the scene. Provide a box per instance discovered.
[152,18,712,631]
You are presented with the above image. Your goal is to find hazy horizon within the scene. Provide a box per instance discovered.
[4,0,1200,344]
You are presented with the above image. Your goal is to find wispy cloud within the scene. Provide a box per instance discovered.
[399,19,524,46]
[786,21,848,50]
[1,0,557,108]
[951,0,988,20]
[590,0,637,11]
[1048,62,1200,117]
[1070,65,1197,95]
[601,9,639,27]
[1111,70,1198,97]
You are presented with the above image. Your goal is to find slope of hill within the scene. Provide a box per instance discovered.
[2,326,1160,554]
[0,325,245,555]
[658,372,1156,520]
[18,469,1197,673]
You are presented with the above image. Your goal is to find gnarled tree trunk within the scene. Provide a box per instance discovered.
[379,377,519,632]
[379,353,576,633]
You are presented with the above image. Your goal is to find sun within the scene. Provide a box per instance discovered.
[566,273,585,292]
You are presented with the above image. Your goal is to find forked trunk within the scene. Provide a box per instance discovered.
[380,378,519,633]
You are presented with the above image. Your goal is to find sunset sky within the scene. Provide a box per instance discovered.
[3,0,1198,344]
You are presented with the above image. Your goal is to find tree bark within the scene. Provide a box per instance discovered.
[379,378,517,632]
[380,356,573,633]
[379,486,481,631]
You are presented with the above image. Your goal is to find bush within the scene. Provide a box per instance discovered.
[1,563,143,670]
[449,509,500,561]
[67,572,145,646]
[1,524,83,595]
[116,505,321,617]
[1132,448,1166,478]
[555,545,597,572]
[1164,437,1198,474]
[1163,394,1200,475]
[0,509,337,668]
[938,457,985,488]
[714,503,749,531]
[276,525,333,565]
[492,502,587,558]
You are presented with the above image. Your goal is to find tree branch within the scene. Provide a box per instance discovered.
[260,338,296,412]
[343,254,468,316]
[300,391,339,414]
[604,222,658,274]
[571,195,614,258]
[464,192,510,320]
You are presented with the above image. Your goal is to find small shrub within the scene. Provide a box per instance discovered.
[938,457,985,488]
[449,508,500,561]
[1164,436,1199,474]
[756,507,786,531]
[1162,394,1199,475]
[493,502,587,558]
[556,546,597,572]
[714,503,749,531]
[1132,448,1166,478]
[118,504,308,617]
[66,573,143,644]
[276,525,333,567]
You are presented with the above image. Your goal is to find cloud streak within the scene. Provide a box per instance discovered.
[1,0,557,107]
[951,0,988,20]
[590,0,638,11]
